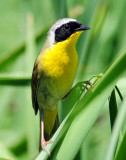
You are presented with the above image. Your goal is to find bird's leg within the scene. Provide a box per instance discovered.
[75,74,103,92]
[40,110,52,155]
[62,81,93,100]
[62,89,73,100]
[62,74,103,100]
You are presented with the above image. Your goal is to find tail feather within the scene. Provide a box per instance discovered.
[45,114,59,141]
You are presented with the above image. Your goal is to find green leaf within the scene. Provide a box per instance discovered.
[25,13,39,159]
[115,86,123,101]
[109,89,118,130]
[0,143,17,160]
[105,97,126,160]
[0,25,50,70]
[115,131,126,160]
[0,74,31,86]
[59,84,82,122]
[50,0,67,19]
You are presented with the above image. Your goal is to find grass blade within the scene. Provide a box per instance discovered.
[50,0,67,19]
[0,25,50,70]
[0,74,31,86]
[109,89,118,130]
[105,97,126,160]
[115,131,126,160]
[115,86,123,101]
[25,13,39,159]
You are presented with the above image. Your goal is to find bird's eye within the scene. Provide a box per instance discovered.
[64,24,70,30]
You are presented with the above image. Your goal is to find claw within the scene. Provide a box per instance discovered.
[41,139,52,155]
[62,80,94,100]
[86,81,94,88]
[82,81,94,88]
[77,80,94,92]
[45,140,53,145]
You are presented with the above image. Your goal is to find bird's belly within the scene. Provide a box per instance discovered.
[38,62,78,110]
[37,46,78,110]
[53,63,78,98]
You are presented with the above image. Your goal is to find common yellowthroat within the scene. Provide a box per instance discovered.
[31,18,90,153]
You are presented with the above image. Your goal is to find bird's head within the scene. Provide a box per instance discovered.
[47,18,90,48]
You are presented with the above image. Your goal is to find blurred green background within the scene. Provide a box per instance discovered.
[0,0,126,160]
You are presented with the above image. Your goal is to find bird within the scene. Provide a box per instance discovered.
[31,18,90,154]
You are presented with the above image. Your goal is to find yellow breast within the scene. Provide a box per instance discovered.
[37,32,81,98]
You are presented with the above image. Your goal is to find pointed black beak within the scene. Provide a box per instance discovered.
[76,25,91,32]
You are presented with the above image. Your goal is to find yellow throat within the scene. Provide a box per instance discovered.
[38,31,82,78]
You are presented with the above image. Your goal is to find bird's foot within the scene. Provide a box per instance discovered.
[62,80,94,100]
[77,73,103,92]
[76,81,94,92]
[41,139,53,155]
[62,74,103,100]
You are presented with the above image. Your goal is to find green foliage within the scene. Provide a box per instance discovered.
[115,131,126,160]
[109,89,118,130]
[0,0,126,160]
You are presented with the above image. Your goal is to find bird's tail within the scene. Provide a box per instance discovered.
[39,105,59,150]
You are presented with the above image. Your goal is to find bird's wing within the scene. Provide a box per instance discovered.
[31,61,40,115]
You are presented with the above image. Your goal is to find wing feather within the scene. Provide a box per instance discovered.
[31,61,40,115]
